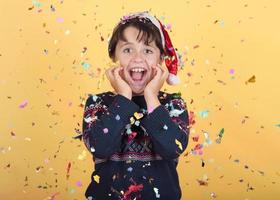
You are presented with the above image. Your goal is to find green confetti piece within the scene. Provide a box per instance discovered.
[32,0,43,8]
[218,128,224,137]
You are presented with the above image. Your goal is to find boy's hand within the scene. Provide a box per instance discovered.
[144,64,169,112]
[105,66,132,100]
[144,64,168,98]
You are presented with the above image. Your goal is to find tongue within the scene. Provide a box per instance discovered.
[131,72,143,81]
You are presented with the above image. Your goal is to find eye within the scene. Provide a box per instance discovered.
[145,49,153,54]
[123,48,132,53]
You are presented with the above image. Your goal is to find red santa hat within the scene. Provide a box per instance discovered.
[118,11,180,85]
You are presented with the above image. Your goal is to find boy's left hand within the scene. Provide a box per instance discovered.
[144,64,169,98]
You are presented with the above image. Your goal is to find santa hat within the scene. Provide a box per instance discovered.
[118,11,181,85]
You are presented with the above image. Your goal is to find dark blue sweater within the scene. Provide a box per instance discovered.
[82,91,190,200]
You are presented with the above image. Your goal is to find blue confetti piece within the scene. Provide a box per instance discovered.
[92,95,98,102]
[199,110,209,118]
[82,62,91,70]
[135,120,140,126]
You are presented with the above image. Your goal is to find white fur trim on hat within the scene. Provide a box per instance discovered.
[167,73,180,85]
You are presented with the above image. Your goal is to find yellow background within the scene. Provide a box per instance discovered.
[0,0,279,199]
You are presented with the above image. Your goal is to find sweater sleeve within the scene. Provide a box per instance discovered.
[82,93,140,159]
[140,94,190,160]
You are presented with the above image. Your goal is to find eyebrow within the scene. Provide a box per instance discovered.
[120,42,133,47]
[120,42,156,49]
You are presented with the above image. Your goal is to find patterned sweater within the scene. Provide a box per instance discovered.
[82,91,190,200]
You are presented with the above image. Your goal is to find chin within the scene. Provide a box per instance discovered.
[132,88,144,96]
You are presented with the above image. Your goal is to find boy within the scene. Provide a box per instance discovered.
[82,11,190,200]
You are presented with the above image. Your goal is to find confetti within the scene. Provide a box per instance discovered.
[76,181,82,187]
[93,175,100,183]
[50,5,55,12]
[245,75,256,84]
[19,100,28,108]
[127,167,133,172]
[199,110,209,118]
[130,117,135,124]
[153,187,160,198]
[210,192,217,198]
[66,162,71,180]
[56,17,64,23]
[90,146,95,153]
[92,95,98,102]
[128,132,137,141]
[192,134,199,142]
[32,0,43,8]
[123,183,143,198]
[202,130,213,146]
[78,150,87,160]
[175,139,183,151]
[134,120,140,126]
[82,62,91,70]
[134,112,144,119]
[115,114,120,120]
[103,128,109,134]
[10,131,16,138]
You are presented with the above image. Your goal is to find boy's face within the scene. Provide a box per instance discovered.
[114,26,163,96]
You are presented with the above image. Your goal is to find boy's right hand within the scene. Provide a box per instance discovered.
[105,66,132,100]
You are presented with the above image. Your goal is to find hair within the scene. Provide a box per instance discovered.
[108,17,165,61]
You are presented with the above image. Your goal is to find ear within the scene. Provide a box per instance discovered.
[159,54,164,64]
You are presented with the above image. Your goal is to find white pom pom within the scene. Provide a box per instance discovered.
[167,73,180,85]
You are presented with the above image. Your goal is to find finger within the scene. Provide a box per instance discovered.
[155,64,164,78]
[113,66,123,80]
[106,66,118,81]
[157,64,169,81]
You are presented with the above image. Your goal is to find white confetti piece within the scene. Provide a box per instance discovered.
[115,114,120,120]
[90,147,95,153]
[103,128,108,134]
[153,187,160,198]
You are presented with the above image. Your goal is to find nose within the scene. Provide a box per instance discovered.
[132,51,145,63]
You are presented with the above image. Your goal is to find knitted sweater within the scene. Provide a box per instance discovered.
[82,91,190,200]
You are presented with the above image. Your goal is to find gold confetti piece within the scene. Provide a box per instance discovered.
[93,175,100,183]
[134,112,144,119]
[175,139,182,151]
[245,75,256,84]
[130,117,135,124]
[78,150,87,160]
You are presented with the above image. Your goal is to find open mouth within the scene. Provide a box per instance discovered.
[129,68,147,83]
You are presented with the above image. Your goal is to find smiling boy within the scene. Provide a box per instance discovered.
[82,11,190,200]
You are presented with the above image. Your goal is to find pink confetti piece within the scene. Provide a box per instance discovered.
[19,100,28,108]
[229,69,235,74]
[56,17,64,23]
[76,181,82,187]
[166,24,172,30]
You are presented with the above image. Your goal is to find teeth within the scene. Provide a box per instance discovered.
[131,68,145,72]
